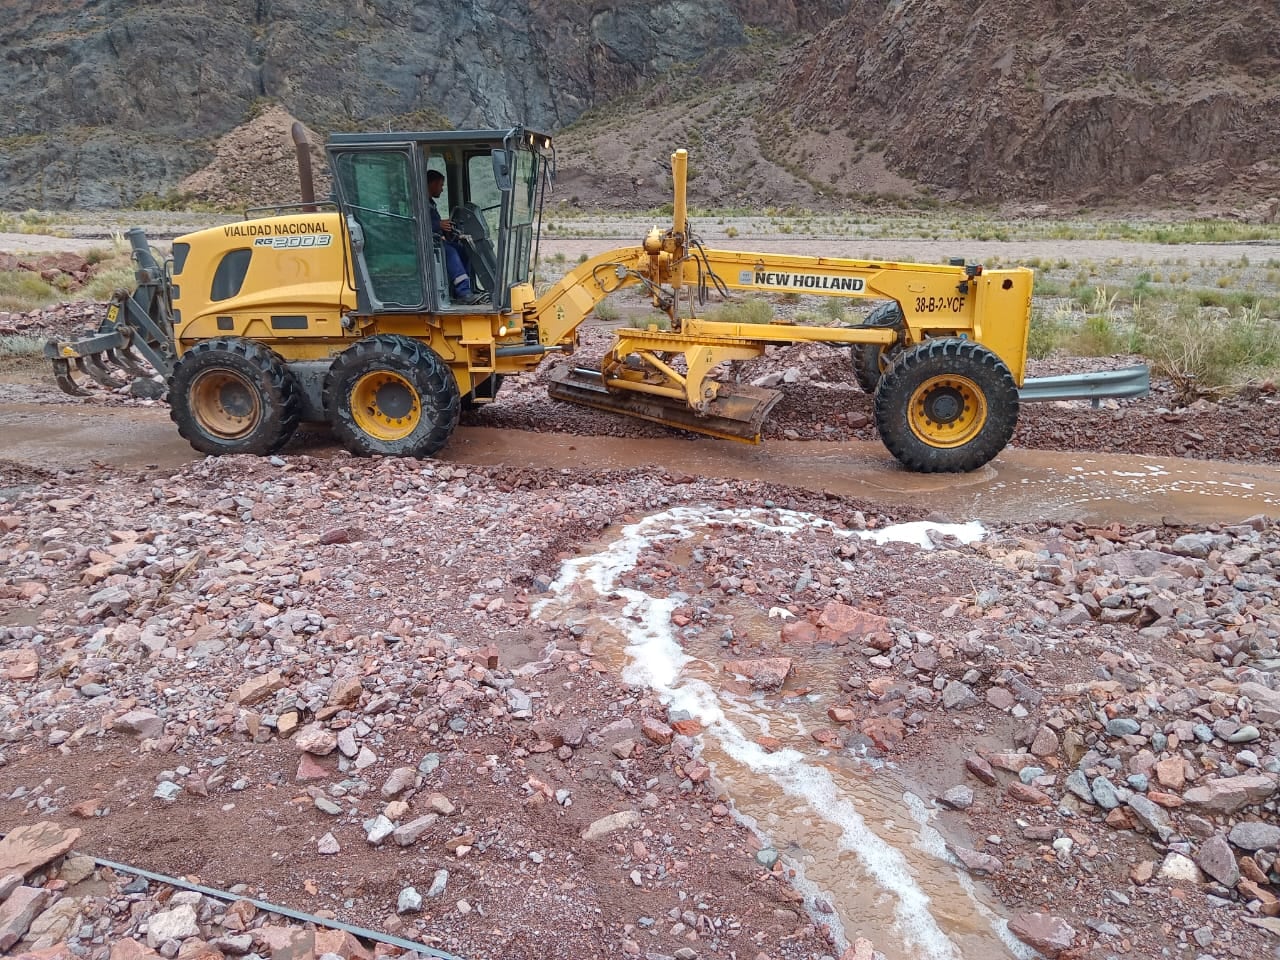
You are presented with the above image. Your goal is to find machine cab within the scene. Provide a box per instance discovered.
[327,127,551,314]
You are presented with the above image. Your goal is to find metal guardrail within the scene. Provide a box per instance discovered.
[1018,364,1150,406]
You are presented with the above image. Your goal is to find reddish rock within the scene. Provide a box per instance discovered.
[1147,790,1184,809]
[1007,782,1052,805]
[860,716,905,750]
[756,736,782,752]
[1184,774,1277,814]
[640,717,674,745]
[670,718,702,736]
[986,687,1016,710]
[987,751,1036,773]
[295,753,332,782]
[1130,860,1155,884]
[234,670,285,706]
[965,755,998,785]
[1009,912,1077,958]
[1029,725,1059,757]
[1154,756,1185,791]
[827,706,855,724]
[0,822,81,878]
[817,601,889,641]
[327,674,363,707]
[0,887,49,950]
[722,657,792,690]
[779,620,820,645]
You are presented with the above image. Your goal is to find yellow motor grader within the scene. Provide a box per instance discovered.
[48,126,1085,472]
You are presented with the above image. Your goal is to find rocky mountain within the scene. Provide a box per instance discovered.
[1,0,1277,210]
[768,0,1280,204]
[0,0,844,207]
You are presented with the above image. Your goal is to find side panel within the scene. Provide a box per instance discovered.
[171,213,353,356]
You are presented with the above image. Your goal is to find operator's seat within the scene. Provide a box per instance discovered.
[452,204,499,295]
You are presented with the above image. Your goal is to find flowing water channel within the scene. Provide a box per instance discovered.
[532,506,1034,960]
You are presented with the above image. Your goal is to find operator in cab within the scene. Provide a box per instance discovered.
[426,170,483,304]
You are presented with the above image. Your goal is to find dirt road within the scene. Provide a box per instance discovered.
[3,400,1277,526]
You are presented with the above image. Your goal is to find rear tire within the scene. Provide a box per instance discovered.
[851,301,904,393]
[169,337,301,455]
[874,338,1018,473]
[324,335,460,457]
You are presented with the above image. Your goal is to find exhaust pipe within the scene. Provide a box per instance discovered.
[292,121,316,212]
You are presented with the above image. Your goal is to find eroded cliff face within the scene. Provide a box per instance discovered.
[0,0,846,207]
[767,0,1280,202]
[2,0,1277,209]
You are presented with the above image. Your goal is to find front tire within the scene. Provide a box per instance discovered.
[851,301,904,393]
[324,335,460,457]
[874,338,1018,473]
[169,338,301,455]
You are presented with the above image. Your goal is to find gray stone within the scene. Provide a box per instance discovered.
[1228,821,1280,852]
[0,887,48,950]
[755,848,779,869]
[1105,718,1140,736]
[1227,725,1260,744]
[1193,835,1239,888]
[397,887,422,914]
[111,709,164,739]
[1065,770,1092,803]
[427,869,449,898]
[1126,794,1173,843]
[942,681,979,710]
[940,786,974,810]
[363,815,395,844]
[1184,774,1278,814]
[317,832,340,855]
[381,766,418,798]
[1090,776,1120,810]
[145,904,199,948]
[393,814,439,846]
[581,810,640,841]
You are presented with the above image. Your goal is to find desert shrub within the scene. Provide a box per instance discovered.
[0,334,45,357]
[84,264,137,302]
[593,299,621,321]
[706,297,774,324]
[1027,307,1071,358]
[1142,303,1280,400]
[0,270,59,312]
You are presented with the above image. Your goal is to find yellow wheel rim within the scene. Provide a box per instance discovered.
[190,369,260,439]
[907,374,987,448]
[351,370,421,441]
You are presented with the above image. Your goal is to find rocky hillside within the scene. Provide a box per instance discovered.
[2,0,1278,210]
[0,0,843,208]
[767,0,1280,205]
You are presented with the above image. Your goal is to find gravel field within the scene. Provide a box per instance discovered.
[0,231,1278,960]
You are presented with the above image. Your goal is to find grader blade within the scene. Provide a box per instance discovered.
[546,364,781,443]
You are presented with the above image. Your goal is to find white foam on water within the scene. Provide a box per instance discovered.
[855,520,987,548]
[533,506,1027,960]
[902,793,1037,960]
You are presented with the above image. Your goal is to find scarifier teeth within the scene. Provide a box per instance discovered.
[114,347,152,377]
[80,352,127,388]
[50,357,91,397]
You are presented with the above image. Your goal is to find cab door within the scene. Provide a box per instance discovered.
[330,147,435,312]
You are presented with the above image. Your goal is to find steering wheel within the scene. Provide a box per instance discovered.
[450,205,489,243]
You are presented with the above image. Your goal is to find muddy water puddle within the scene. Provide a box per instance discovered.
[2,401,1278,525]
[451,429,1280,525]
[533,507,1030,960]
